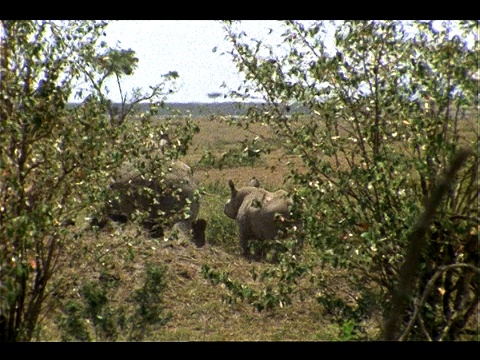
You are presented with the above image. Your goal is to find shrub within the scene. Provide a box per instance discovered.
[0,20,194,341]
[213,20,478,340]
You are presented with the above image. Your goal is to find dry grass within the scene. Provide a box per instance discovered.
[184,118,298,189]
[39,114,478,341]
[155,241,332,341]
[160,117,362,341]
[37,116,358,342]
[43,226,336,341]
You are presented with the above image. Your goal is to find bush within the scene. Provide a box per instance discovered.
[215,20,478,340]
[0,20,194,341]
[198,180,239,252]
[54,263,170,341]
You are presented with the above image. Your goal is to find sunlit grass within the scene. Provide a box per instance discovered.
[37,113,478,341]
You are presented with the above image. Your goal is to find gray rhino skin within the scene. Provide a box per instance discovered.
[224,178,293,258]
[107,157,204,244]
[248,176,260,188]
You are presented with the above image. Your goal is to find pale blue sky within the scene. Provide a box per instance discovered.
[98,20,475,104]
[102,20,283,103]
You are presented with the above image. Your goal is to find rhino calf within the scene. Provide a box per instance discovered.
[224,179,294,259]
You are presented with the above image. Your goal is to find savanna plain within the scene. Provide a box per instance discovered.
[37,114,477,342]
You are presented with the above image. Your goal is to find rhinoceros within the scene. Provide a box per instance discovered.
[99,135,206,246]
[224,178,294,259]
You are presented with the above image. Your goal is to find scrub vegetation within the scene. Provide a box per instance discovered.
[1,20,478,341]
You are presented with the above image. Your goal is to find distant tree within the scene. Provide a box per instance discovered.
[207,20,478,340]
[207,92,222,99]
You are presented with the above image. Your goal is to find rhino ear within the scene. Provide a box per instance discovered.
[228,179,237,197]
[249,176,260,188]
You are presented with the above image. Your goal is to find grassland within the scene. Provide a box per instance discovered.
[38,113,478,341]
[35,115,385,342]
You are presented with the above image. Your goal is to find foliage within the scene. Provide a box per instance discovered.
[0,20,193,341]
[131,264,170,326]
[55,263,170,341]
[198,180,239,251]
[197,136,269,170]
[1,19,477,342]
[216,20,479,340]
[202,251,309,312]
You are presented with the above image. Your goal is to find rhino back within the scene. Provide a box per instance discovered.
[237,190,291,240]
[108,159,198,223]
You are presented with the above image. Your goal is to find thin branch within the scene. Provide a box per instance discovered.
[398,263,480,341]
[416,311,433,341]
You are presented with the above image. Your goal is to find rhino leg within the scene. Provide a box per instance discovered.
[252,241,268,261]
[238,227,251,258]
[109,213,128,223]
[89,216,110,230]
[144,220,164,238]
[192,218,207,247]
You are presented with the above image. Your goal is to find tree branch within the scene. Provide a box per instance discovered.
[383,148,473,340]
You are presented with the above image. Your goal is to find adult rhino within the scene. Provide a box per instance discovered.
[224,178,294,259]
[99,134,206,246]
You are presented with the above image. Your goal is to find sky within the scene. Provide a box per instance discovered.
[101,20,283,104]
[88,20,476,104]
